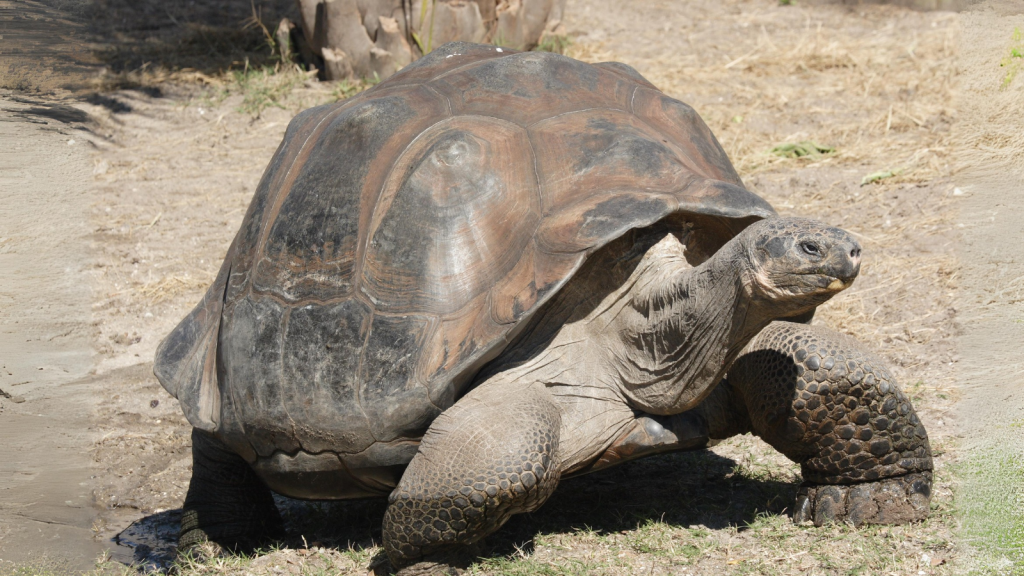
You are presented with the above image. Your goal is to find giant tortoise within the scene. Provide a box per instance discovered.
[155,42,932,571]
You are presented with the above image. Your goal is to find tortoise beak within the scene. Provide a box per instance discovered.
[829,238,862,289]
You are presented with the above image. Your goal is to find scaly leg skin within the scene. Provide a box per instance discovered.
[178,429,285,556]
[721,321,933,526]
[383,383,562,573]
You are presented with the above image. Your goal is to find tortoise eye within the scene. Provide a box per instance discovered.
[801,242,821,256]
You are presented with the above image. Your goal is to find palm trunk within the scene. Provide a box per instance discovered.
[294,0,568,81]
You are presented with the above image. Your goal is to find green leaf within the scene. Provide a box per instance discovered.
[769,141,835,159]
[860,169,902,186]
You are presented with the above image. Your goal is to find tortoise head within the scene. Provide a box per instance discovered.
[739,217,862,316]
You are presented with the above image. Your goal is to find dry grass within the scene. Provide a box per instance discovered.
[135,275,216,305]
[634,8,959,178]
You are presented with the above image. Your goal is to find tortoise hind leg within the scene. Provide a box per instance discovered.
[383,383,562,571]
[720,321,933,526]
[179,429,285,554]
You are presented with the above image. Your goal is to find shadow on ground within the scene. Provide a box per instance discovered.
[114,449,797,570]
[83,0,298,77]
[2,0,300,93]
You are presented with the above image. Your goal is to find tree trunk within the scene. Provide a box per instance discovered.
[294,0,566,81]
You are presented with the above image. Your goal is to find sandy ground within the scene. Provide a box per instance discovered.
[0,0,1022,573]
[0,97,102,570]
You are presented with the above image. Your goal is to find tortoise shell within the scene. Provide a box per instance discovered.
[155,42,776,498]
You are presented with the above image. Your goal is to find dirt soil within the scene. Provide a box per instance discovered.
[0,96,101,571]
[0,0,1022,573]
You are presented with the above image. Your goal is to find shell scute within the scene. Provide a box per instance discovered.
[489,244,543,325]
[362,115,540,316]
[380,41,508,88]
[359,313,439,442]
[429,51,636,127]
[591,61,658,90]
[281,299,374,454]
[630,88,744,186]
[419,292,506,407]
[529,108,699,216]
[219,295,298,458]
[536,193,677,256]
[252,86,449,302]
[228,105,333,287]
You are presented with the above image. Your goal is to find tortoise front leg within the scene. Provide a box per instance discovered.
[721,321,933,526]
[178,429,285,555]
[383,383,562,572]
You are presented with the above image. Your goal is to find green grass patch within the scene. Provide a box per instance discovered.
[861,168,903,186]
[232,62,308,118]
[1000,27,1024,89]
[223,62,374,119]
[472,556,608,576]
[533,35,573,55]
[625,519,674,555]
[954,442,1024,573]
[770,141,835,159]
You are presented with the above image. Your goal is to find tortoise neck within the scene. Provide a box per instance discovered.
[613,236,772,415]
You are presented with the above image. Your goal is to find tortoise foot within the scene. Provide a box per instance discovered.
[177,429,285,558]
[384,384,559,568]
[177,506,283,558]
[793,471,932,527]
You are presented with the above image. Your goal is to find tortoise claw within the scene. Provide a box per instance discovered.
[793,491,813,524]
[793,471,932,527]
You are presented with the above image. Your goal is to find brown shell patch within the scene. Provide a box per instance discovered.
[630,87,744,186]
[417,291,507,408]
[358,313,439,442]
[282,299,375,454]
[251,85,449,302]
[218,295,299,458]
[226,104,334,291]
[378,42,509,89]
[428,51,637,127]
[536,193,678,255]
[591,61,659,90]
[362,115,540,316]
[530,109,700,214]
[489,243,541,325]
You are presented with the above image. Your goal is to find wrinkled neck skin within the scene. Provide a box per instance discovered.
[609,233,774,415]
[494,231,781,419]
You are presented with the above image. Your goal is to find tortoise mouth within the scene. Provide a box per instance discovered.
[825,277,850,291]
[791,272,854,293]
